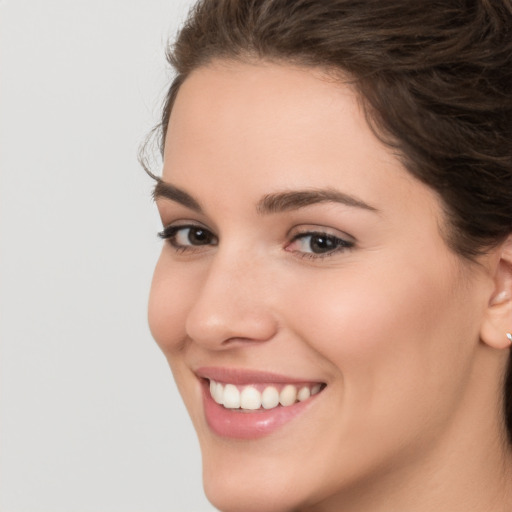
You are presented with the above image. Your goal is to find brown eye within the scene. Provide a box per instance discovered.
[186,227,214,245]
[287,231,354,257]
[158,225,218,248]
[308,234,338,253]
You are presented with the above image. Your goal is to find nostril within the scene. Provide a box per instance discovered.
[220,335,271,346]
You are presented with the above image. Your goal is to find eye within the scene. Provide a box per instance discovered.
[287,231,354,257]
[158,224,218,250]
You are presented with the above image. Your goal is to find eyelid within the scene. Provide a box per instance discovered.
[158,219,211,236]
[159,217,208,227]
[285,226,356,260]
[158,223,215,237]
[287,224,356,243]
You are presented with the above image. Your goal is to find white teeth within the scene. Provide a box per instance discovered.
[279,384,297,406]
[208,379,323,410]
[297,386,311,402]
[212,381,224,404]
[240,386,261,410]
[261,386,280,409]
[223,384,240,409]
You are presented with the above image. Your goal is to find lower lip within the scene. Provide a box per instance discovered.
[201,380,319,439]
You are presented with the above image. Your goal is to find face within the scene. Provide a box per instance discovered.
[149,61,493,511]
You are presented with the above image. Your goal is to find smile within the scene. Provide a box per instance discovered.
[197,368,326,439]
[209,379,323,410]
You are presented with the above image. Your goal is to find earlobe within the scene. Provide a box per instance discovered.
[480,235,512,350]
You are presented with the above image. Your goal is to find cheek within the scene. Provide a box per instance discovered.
[288,263,433,355]
[148,256,203,418]
[148,255,190,355]
[287,257,470,424]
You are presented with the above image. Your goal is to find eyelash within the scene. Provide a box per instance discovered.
[158,224,218,252]
[158,224,354,259]
[287,231,355,259]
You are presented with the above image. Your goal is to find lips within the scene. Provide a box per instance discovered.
[196,367,326,439]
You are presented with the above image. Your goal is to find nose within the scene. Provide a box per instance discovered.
[185,249,279,349]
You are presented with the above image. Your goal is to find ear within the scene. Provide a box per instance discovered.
[480,235,512,349]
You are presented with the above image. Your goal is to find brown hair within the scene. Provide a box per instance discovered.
[150,0,512,438]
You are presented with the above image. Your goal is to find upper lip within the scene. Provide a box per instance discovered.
[195,366,325,385]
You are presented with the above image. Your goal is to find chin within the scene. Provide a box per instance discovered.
[198,434,344,512]
[199,441,297,512]
[203,467,307,512]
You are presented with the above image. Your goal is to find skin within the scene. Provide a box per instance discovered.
[148,60,512,512]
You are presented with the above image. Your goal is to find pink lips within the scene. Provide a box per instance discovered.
[197,367,324,439]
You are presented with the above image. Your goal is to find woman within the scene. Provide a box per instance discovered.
[146,1,512,510]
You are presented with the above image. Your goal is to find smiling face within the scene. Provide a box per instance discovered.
[148,61,496,511]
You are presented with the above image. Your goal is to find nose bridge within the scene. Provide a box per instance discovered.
[185,244,277,347]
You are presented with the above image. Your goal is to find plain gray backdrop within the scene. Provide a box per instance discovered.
[0,0,216,510]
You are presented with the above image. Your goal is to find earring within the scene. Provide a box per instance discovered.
[507,333,512,344]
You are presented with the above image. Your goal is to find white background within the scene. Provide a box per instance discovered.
[0,0,216,510]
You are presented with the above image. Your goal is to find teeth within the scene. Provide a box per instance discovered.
[297,386,311,402]
[279,384,297,406]
[208,379,323,411]
[261,386,280,409]
[240,387,261,410]
[223,384,240,409]
[212,381,224,404]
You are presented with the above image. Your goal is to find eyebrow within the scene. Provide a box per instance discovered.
[256,189,378,214]
[153,179,203,213]
[153,179,378,215]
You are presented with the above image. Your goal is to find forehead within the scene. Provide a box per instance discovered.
[165,61,396,186]
[169,60,356,131]
[163,60,444,230]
